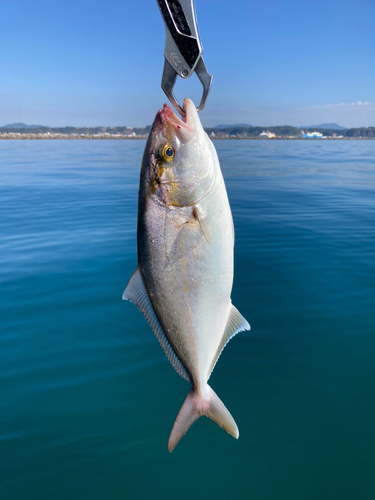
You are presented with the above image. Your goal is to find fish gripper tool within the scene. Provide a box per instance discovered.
[156,0,213,116]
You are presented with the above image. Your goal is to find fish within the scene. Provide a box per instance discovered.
[123,98,250,451]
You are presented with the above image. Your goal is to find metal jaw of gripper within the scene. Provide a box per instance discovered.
[156,0,213,116]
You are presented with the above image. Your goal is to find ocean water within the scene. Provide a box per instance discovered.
[1,139,375,500]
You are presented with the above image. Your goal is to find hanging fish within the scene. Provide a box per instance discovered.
[123,98,250,451]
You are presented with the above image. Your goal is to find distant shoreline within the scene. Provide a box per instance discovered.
[0,134,374,141]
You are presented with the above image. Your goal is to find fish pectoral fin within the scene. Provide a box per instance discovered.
[168,384,239,452]
[193,206,211,244]
[208,304,250,378]
[123,267,191,383]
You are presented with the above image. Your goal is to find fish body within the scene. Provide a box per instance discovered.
[124,98,250,451]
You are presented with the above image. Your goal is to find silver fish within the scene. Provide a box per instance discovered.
[123,98,250,451]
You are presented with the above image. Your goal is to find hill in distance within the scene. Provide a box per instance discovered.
[215,123,253,129]
[1,122,46,129]
[298,123,346,130]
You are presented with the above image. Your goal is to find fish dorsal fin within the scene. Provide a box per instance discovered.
[123,267,191,383]
[208,304,250,378]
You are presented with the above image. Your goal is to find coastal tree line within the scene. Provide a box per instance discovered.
[1,125,374,138]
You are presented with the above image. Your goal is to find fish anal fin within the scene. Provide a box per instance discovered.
[209,304,250,378]
[123,267,191,383]
[193,206,211,244]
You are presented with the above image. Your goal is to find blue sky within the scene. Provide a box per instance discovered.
[1,0,374,127]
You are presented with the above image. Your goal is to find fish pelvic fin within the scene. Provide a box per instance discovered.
[168,385,239,452]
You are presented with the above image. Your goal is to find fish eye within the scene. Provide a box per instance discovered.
[160,144,175,163]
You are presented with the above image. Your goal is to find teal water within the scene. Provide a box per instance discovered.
[1,139,375,499]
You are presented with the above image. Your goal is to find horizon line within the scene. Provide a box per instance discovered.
[3,123,375,130]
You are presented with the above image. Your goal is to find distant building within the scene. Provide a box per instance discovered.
[260,131,276,138]
[302,130,323,139]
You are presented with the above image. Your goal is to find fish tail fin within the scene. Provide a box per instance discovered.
[168,385,239,452]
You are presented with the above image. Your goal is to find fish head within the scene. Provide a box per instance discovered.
[144,98,218,207]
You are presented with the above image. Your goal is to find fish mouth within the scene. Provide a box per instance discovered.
[155,98,197,144]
